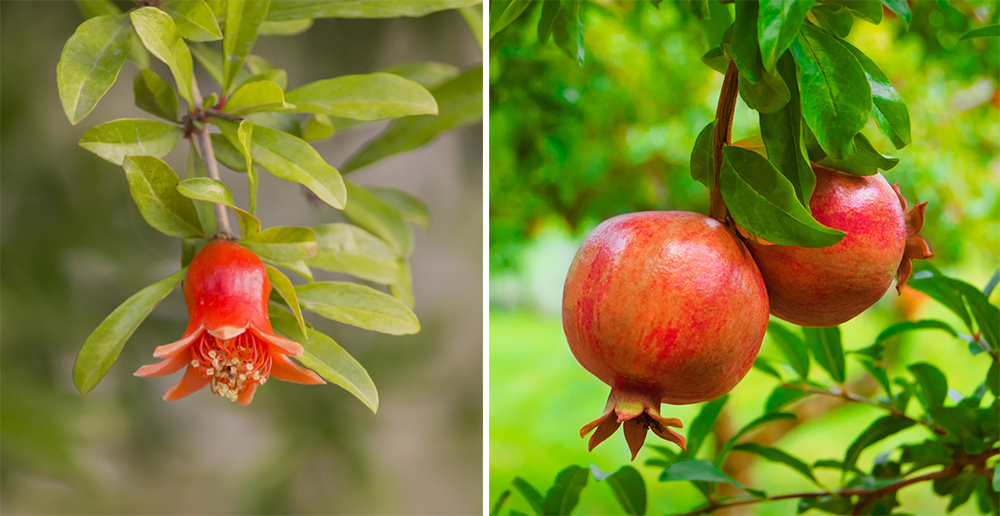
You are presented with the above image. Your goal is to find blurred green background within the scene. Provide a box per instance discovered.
[1,3,483,514]
[489,1,998,515]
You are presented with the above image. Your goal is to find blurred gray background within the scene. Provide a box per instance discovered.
[0,2,483,514]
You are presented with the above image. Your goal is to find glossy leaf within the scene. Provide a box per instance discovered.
[591,465,646,516]
[73,268,186,396]
[123,156,204,238]
[960,24,1000,40]
[295,281,419,335]
[659,459,741,487]
[808,132,899,175]
[803,326,846,384]
[730,0,761,83]
[757,0,815,71]
[908,363,948,409]
[306,224,401,284]
[552,0,584,65]
[767,321,810,379]
[344,182,414,256]
[367,187,430,231]
[266,0,481,20]
[840,40,911,149]
[285,73,436,120]
[682,395,729,459]
[57,13,133,124]
[164,0,223,41]
[175,177,262,237]
[875,319,958,343]
[739,66,790,114]
[910,266,998,349]
[223,0,271,94]
[222,80,294,116]
[133,69,179,121]
[759,53,815,206]
[810,4,853,38]
[79,118,181,165]
[689,121,716,190]
[542,466,589,516]
[720,146,845,247]
[790,23,871,159]
[537,0,561,44]
[732,443,819,484]
[131,7,194,105]
[189,43,253,90]
[908,267,974,331]
[843,416,915,473]
[269,306,378,413]
[880,0,911,26]
[489,0,532,38]
[239,226,318,262]
[258,19,313,36]
[824,0,883,24]
[264,264,307,336]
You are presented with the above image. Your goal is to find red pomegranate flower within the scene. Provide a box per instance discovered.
[135,240,324,404]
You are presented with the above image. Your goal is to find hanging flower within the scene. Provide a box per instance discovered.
[135,240,324,404]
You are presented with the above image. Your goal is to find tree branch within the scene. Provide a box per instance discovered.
[190,75,233,237]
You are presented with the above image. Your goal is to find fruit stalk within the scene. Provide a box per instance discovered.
[709,61,739,223]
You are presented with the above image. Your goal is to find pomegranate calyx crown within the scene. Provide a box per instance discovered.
[891,184,934,294]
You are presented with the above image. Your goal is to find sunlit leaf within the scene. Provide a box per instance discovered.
[57,13,133,124]
[295,281,420,335]
[266,0,481,20]
[285,73,436,120]
[222,80,294,116]
[239,226,318,262]
[131,7,194,105]
[175,177,262,237]
[344,182,414,256]
[223,0,271,94]
[163,0,223,41]
[79,118,181,165]
[123,156,204,238]
[133,69,179,121]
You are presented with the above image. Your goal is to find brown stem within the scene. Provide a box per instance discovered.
[709,61,740,222]
[780,383,948,436]
[204,108,243,123]
[190,76,233,237]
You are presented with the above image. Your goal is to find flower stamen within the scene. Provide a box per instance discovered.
[189,329,273,402]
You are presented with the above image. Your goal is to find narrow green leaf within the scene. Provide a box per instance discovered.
[210,133,250,171]
[390,260,415,308]
[186,141,217,235]
[824,0,883,24]
[731,0,762,83]
[753,357,785,380]
[908,266,974,331]
[682,395,729,459]
[123,156,204,238]
[880,0,911,27]
[73,268,186,396]
[876,319,959,343]
[306,223,401,284]
[593,465,646,516]
[269,306,378,413]
[765,386,809,413]
[803,326,846,384]
[295,281,419,335]
[258,19,313,36]
[843,416,915,473]
[190,43,253,90]
[238,120,258,215]
[543,466,589,516]
[716,412,797,463]
[490,490,511,516]
[732,442,819,484]
[512,478,545,515]
[489,0,533,38]
[855,357,893,401]
[840,40,911,149]
[538,0,561,44]
[552,0,584,65]
[131,7,194,105]
[262,258,313,282]
[223,0,271,94]
[983,268,999,298]
[285,73,437,121]
[810,4,853,38]
[133,69,179,121]
[808,132,899,175]
[758,0,815,72]
[690,121,716,190]
[908,363,948,409]
[759,53,815,206]
[720,146,845,247]
[266,0,481,20]
[163,0,223,41]
[79,118,181,165]
[263,264,307,336]
[57,13,133,124]
[302,113,335,141]
[459,4,483,51]
[367,187,429,231]
[910,266,998,349]
[767,321,810,380]
[988,362,998,398]
[239,226,318,262]
[175,177,262,237]
[344,182,414,256]
[960,24,1000,40]
[222,80,294,116]
[659,459,742,487]
[790,23,871,159]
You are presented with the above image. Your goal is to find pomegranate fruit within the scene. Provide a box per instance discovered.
[746,164,932,327]
[563,211,769,459]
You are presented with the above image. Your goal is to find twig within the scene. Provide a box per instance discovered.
[709,61,739,222]
[204,108,242,123]
[190,76,233,237]
[780,383,948,436]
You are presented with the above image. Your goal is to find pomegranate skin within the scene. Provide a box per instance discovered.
[746,165,930,327]
[563,211,769,457]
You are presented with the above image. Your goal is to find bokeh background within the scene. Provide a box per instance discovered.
[1,3,483,514]
[489,1,998,515]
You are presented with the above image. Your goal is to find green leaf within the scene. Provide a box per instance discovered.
[302,113,335,141]
[342,65,482,172]
[190,43,253,90]
[232,69,289,93]
[808,132,899,175]
[73,268,186,396]
[79,118,181,165]
[459,4,483,51]
[765,386,808,413]
[266,0,481,20]
[790,23,871,159]
[908,363,948,409]
[57,13,133,124]
[701,45,731,75]
[880,0,911,27]
[263,264,307,336]
[511,478,545,515]
[538,0,561,44]
[658,459,742,487]
[222,80,294,116]
[553,0,584,65]
[690,0,708,19]
[758,0,816,71]
[77,0,121,18]
[284,73,437,121]
[716,412,797,463]
[295,281,419,335]
[739,66,790,114]
[344,182,414,256]
[823,0,883,24]
[367,187,430,231]
[689,121,716,190]
[123,156,204,238]
[720,146,845,247]
[390,260,415,308]
[490,490,511,516]
[543,466,589,516]
[133,69,179,121]
[803,326,846,384]
[810,4,853,38]
[186,141,217,235]
[489,0,533,38]
[753,357,785,380]
[210,133,249,171]
[262,258,313,282]
[839,40,911,149]
[908,266,974,331]
[732,442,819,484]
[163,0,223,41]
[376,61,461,90]
[306,223,402,284]
[960,24,1000,40]
[238,120,259,215]
[239,226,318,262]
[875,319,959,343]
[269,306,378,413]
[730,0,762,84]
[258,19,314,36]
[855,357,893,401]
[987,361,998,398]
[223,0,271,94]
[767,321,810,380]
[131,7,194,106]
[128,32,152,69]
[591,465,646,516]
[175,177,262,237]
[843,416,915,473]
[682,395,729,459]
[759,53,815,206]
[217,120,346,209]
[910,266,999,349]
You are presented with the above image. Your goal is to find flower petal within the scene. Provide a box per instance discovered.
[162,366,211,401]
[135,348,191,377]
[207,325,248,341]
[256,328,304,356]
[237,383,258,406]
[153,329,202,358]
[269,353,325,384]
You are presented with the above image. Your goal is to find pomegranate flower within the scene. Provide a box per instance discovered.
[135,240,324,404]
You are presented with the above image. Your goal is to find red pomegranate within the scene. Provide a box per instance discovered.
[563,211,769,459]
[746,164,932,327]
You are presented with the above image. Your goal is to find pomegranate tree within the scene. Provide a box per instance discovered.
[563,211,769,459]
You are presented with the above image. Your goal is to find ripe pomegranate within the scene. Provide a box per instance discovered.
[563,211,769,459]
[746,164,933,327]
